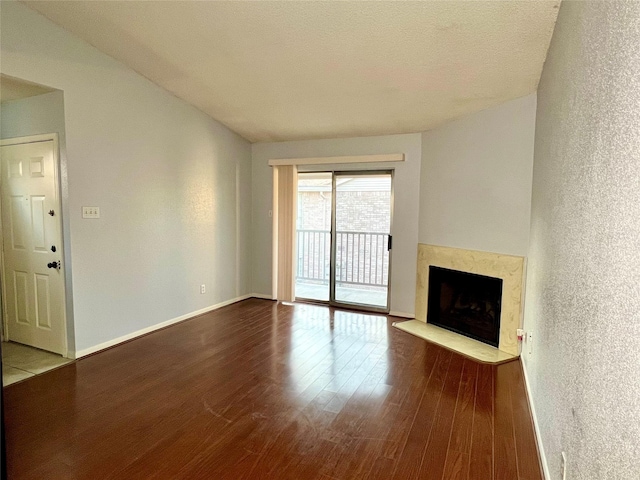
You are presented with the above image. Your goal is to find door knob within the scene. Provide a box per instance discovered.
[47,261,60,269]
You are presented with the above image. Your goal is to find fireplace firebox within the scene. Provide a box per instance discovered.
[427,266,503,348]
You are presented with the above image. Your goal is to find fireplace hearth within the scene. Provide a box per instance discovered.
[427,266,502,348]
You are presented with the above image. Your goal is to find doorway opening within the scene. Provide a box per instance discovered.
[0,75,74,386]
[295,170,392,312]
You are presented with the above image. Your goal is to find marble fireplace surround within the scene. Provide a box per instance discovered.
[413,244,525,357]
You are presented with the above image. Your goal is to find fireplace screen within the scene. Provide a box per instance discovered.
[427,266,503,347]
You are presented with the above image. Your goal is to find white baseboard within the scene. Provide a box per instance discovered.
[521,360,550,480]
[71,293,255,359]
[389,311,415,319]
[251,293,274,300]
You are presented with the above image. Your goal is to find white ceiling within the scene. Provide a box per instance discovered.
[24,1,560,143]
[0,74,56,103]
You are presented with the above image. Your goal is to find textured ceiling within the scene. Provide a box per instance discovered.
[0,74,56,103]
[24,1,560,142]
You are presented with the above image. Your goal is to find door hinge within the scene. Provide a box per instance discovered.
[387,235,392,251]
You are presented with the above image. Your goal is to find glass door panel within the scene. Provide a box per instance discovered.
[295,172,332,301]
[333,172,392,309]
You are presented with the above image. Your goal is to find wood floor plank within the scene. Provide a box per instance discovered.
[447,358,479,454]
[494,362,519,480]
[443,358,478,480]
[415,352,465,479]
[443,451,471,480]
[379,342,441,464]
[360,373,418,479]
[3,299,541,479]
[469,363,494,480]
[390,348,452,479]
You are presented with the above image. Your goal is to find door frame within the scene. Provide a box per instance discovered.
[296,168,394,314]
[0,133,70,357]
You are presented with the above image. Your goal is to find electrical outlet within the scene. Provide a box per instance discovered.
[527,332,533,355]
[82,206,100,219]
[200,284,206,294]
[561,451,567,480]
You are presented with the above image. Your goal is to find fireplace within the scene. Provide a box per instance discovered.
[415,244,524,356]
[427,266,503,348]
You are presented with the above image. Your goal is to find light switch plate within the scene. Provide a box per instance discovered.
[82,206,100,219]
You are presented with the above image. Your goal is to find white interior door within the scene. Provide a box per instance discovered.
[0,138,66,355]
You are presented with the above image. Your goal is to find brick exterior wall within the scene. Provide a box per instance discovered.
[297,192,331,230]
[297,191,391,286]
[297,191,391,233]
[335,191,390,233]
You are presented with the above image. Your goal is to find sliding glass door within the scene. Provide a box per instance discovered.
[295,170,392,312]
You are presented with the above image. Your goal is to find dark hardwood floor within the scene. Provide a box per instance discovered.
[3,299,542,479]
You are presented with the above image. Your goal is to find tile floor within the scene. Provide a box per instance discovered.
[2,341,72,386]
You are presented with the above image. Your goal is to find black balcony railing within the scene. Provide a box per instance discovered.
[296,229,389,287]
